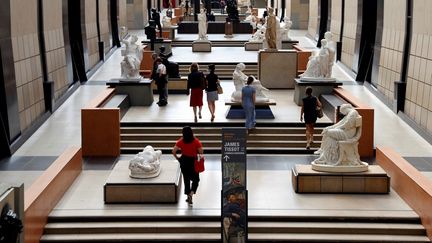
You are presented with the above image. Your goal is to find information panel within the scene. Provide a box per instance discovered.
[221,128,247,243]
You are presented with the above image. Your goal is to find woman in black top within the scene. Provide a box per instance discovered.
[300,87,322,149]
[188,63,205,123]
[205,64,219,122]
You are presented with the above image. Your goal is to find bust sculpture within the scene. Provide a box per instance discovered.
[280,18,292,41]
[120,35,143,79]
[198,9,208,40]
[312,104,368,172]
[129,145,162,178]
[162,16,172,27]
[231,63,269,102]
[299,39,334,81]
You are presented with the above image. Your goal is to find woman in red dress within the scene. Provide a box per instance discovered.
[187,63,205,122]
[172,126,204,206]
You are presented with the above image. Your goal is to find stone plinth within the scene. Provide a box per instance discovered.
[225,99,276,119]
[106,79,153,106]
[192,40,212,52]
[293,79,343,105]
[258,50,297,88]
[162,26,178,39]
[292,164,390,194]
[141,39,172,55]
[244,42,262,51]
[104,160,181,203]
[281,40,299,49]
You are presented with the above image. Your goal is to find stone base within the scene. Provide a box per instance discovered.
[311,162,369,173]
[107,79,153,106]
[293,79,343,105]
[129,166,162,179]
[299,77,337,82]
[192,40,212,52]
[104,160,181,203]
[281,40,299,49]
[225,99,276,119]
[244,42,262,51]
[258,50,297,88]
[292,164,390,194]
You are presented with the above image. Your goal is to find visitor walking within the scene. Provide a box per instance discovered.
[241,76,256,133]
[172,126,204,206]
[187,63,205,122]
[155,57,168,106]
[205,64,219,122]
[300,86,322,149]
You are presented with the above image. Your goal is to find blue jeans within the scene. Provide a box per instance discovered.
[243,105,256,129]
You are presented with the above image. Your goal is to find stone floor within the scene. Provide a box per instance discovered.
[2,30,432,219]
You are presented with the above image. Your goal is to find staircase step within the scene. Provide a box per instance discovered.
[120,127,324,135]
[40,233,220,242]
[120,134,323,141]
[120,140,321,148]
[248,233,430,242]
[120,147,318,154]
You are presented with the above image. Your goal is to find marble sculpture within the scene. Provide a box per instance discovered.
[249,24,265,42]
[231,63,269,103]
[198,9,208,40]
[129,145,162,178]
[120,35,143,79]
[280,18,292,41]
[263,8,280,49]
[312,104,368,172]
[162,16,172,27]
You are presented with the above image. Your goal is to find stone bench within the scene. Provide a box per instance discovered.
[103,94,130,119]
[151,76,188,94]
[225,99,276,119]
[106,79,153,106]
[320,94,346,123]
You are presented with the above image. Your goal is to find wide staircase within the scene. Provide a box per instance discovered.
[41,213,429,242]
[177,62,258,79]
[172,39,248,47]
[120,122,327,154]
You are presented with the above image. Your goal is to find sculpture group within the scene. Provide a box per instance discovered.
[300,31,336,80]
[312,104,368,172]
[129,145,162,178]
[231,63,269,103]
[120,35,143,80]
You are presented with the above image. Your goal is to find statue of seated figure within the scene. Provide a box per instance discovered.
[129,145,162,178]
[231,63,269,103]
[312,104,368,172]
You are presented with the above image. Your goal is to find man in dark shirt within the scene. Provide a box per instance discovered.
[151,8,163,37]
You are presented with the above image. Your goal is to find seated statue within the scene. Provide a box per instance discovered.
[121,35,143,79]
[231,63,269,103]
[299,39,332,80]
[162,16,172,27]
[312,104,367,170]
[129,145,162,178]
[249,24,265,42]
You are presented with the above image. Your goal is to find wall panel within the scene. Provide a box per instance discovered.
[10,0,45,131]
[330,0,342,42]
[341,0,357,71]
[84,0,99,70]
[99,0,112,55]
[307,0,318,40]
[374,0,405,103]
[405,0,432,134]
[289,0,308,30]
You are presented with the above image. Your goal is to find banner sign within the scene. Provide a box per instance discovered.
[221,128,247,243]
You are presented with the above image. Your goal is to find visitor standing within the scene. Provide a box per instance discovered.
[300,86,322,149]
[151,8,163,38]
[172,126,204,206]
[155,57,168,106]
[205,64,219,122]
[187,63,205,122]
[241,76,256,133]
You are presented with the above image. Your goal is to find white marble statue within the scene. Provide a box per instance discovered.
[299,39,333,80]
[312,104,368,172]
[129,145,162,178]
[120,35,143,79]
[280,18,292,41]
[198,9,208,40]
[324,31,336,78]
[162,16,172,27]
[249,24,265,42]
[231,63,269,102]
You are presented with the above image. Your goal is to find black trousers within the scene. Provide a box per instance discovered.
[156,79,168,104]
[179,155,200,195]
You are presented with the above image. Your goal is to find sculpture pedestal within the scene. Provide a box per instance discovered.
[162,26,178,40]
[225,99,276,119]
[141,39,172,55]
[107,79,153,106]
[192,40,212,52]
[293,79,343,105]
[104,160,181,203]
[281,40,299,49]
[258,50,297,88]
[244,42,262,51]
[292,164,390,194]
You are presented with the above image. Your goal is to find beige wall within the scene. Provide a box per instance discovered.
[10,0,45,131]
[99,0,112,55]
[85,0,99,70]
[43,0,69,101]
[330,0,342,42]
[341,0,357,71]
[119,0,128,29]
[286,0,308,29]
[405,0,432,133]
[376,0,405,103]
[307,0,318,39]
[127,0,148,29]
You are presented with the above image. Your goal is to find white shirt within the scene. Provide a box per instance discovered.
[156,63,166,75]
